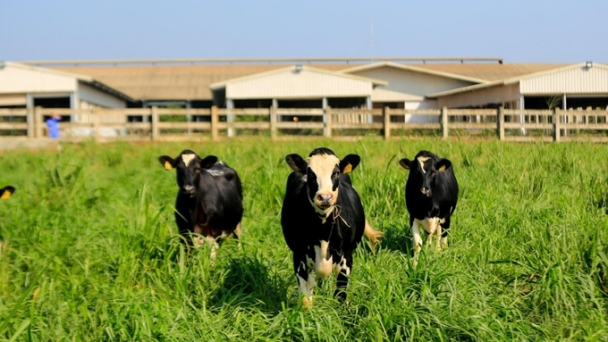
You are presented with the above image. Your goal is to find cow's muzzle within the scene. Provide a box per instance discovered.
[181,185,195,195]
[421,187,432,197]
[315,193,334,209]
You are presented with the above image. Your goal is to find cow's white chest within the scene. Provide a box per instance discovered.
[306,240,335,279]
[415,217,444,235]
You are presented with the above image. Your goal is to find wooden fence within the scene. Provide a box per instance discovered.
[1,106,607,143]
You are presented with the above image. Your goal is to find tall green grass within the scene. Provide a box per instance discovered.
[1,139,607,341]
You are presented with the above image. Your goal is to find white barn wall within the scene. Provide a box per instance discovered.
[405,99,439,123]
[520,66,608,94]
[437,83,520,108]
[0,64,77,94]
[78,82,126,108]
[350,66,475,103]
[226,69,373,99]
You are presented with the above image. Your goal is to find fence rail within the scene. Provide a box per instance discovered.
[1,107,607,143]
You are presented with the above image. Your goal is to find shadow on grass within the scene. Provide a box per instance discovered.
[209,255,289,315]
[376,223,413,257]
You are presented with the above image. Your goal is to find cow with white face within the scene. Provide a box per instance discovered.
[399,150,458,265]
[158,150,243,256]
[281,147,380,308]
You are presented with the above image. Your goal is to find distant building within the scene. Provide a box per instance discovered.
[3,58,607,116]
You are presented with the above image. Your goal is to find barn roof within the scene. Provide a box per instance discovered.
[55,64,353,101]
[50,61,589,102]
[342,62,488,83]
[415,63,570,82]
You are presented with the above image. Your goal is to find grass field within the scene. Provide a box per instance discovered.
[1,138,607,341]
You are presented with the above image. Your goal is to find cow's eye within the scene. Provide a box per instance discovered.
[333,171,340,178]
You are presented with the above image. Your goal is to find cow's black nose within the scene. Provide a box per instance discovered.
[182,185,195,193]
[421,187,431,197]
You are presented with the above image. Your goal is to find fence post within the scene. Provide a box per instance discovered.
[497,106,505,141]
[270,106,277,140]
[441,107,449,139]
[92,108,100,142]
[26,108,34,139]
[553,109,560,142]
[151,106,159,141]
[383,106,391,140]
[34,106,44,138]
[324,106,332,137]
[211,106,219,141]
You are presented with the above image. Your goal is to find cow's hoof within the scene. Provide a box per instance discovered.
[192,236,205,248]
[301,297,313,310]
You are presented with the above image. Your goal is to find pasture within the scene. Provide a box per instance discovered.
[1,139,607,341]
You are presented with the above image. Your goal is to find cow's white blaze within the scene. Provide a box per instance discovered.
[417,156,430,173]
[307,153,340,195]
[181,153,196,167]
[306,153,340,220]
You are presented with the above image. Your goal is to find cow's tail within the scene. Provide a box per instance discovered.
[364,220,383,252]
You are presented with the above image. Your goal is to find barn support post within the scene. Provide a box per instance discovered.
[151,106,159,141]
[27,107,34,139]
[497,106,505,141]
[270,106,277,140]
[383,106,391,140]
[553,109,560,142]
[324,106,332,137]
[441,107,449,139]
[211,106,219,141]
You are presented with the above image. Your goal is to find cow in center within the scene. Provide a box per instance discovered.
[158,150,243,257]
[281,147,378,307]
[399,150,458,265]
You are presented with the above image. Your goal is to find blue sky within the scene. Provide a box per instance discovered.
[1,0,606,63]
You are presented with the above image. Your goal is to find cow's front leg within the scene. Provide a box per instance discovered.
[192,225,205,249]
[206,235,220,262]
[435,224,442,251]
[411,220,423,266]
[334,254,352,302]
[232,222,242,250]
[294,252,315,309]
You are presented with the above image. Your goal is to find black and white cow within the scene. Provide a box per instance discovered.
[158,150,243,256]
[281,147,380,307]
[1,186,15,200]
[399,150,458,264]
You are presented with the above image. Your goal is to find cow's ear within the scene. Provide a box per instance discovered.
[436,159,452,172]
[340,154,361,174]
[399,158,412,170]
[158,156,175,170]
[200,155,218,169]
[1,186,15,199]
[285,154,307,172]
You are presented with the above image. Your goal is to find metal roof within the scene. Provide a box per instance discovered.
[415,63,570,82]
[210,65,387,89]
[55,65,352,101]
[48,60,592,102]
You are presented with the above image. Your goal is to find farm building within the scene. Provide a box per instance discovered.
[4,58,608,114]
[0,61,130,110]
[427,62,608,111]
